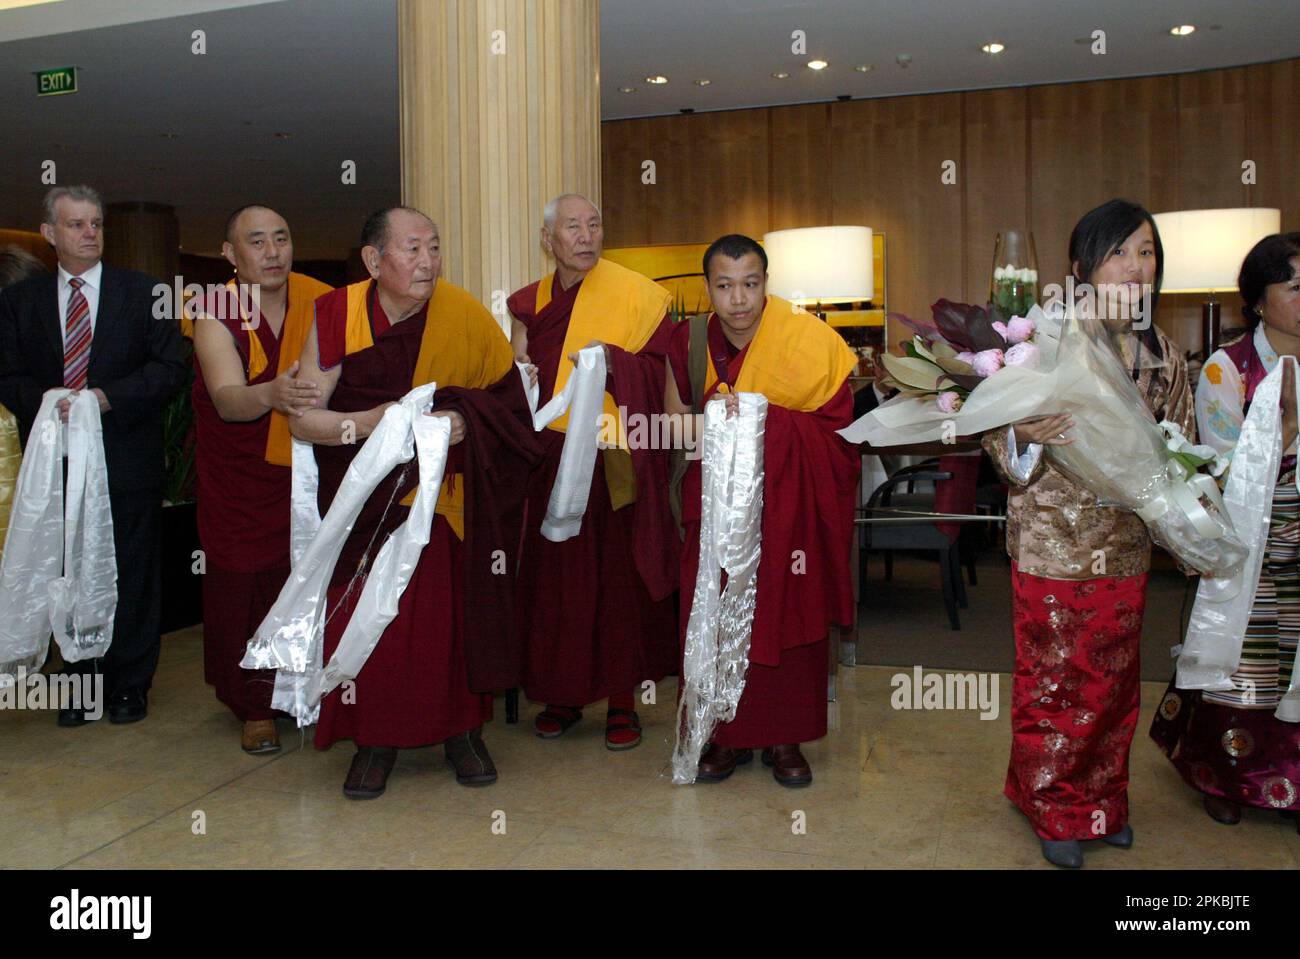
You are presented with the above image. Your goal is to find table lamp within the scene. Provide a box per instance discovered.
[762,226,874,314]
[1153,208,1281,356]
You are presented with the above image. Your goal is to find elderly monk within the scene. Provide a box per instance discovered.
[189,205,331,754]
[665,234,859,786]
[293,207,538,798]
[507,193,679,750]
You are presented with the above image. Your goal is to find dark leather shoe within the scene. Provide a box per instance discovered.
[762,744,812,787]
[444,727,497,786]
[107,689,147,724]
[57,707,95,728]
[1204,794,1241,825]
[1101,824,1133,848]
[695,743,753,782]
[343,746,398,799]
[1041,839,1083,868]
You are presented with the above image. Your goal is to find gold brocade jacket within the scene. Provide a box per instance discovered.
[981,327,1195,581]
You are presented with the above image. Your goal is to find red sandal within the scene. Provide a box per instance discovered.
[534,705,582,739]
[605,708,642,751]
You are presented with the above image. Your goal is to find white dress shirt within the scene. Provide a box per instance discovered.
[56,261,103,347]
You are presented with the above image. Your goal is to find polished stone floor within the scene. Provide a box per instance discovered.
[2,627,1297,869]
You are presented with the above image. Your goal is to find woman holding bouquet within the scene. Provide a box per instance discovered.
[982,199,1194,868]
[1150,232,1300,832]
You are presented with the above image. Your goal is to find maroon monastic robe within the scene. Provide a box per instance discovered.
[507,275,680,708]
[668,316,859,747]
[311,286,535,748]
[192,292,291,722]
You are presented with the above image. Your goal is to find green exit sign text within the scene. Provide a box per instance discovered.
[37,67,77,97]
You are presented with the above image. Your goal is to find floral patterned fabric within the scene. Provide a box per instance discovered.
[1006,564,1146,840]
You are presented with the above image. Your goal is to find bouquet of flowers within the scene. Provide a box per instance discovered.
[841,297,1248,578]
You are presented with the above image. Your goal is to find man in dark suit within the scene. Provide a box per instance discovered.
[0,185,188,725]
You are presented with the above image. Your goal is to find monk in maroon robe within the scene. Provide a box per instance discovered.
[191,205,330,754]
[293,207,537,799]
[508,194,679,750]
[665,234,859,786]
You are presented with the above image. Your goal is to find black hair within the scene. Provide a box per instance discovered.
[1238,232,1300,328]
[702,234,767,280]
[360,206,436,251]
[1068,198,1165,382]
[223,203,280,242]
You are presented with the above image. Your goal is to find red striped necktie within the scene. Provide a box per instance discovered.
[64,276,92,390]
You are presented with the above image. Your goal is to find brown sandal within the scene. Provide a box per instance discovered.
[604,708,642,751]
[534,706,582,739]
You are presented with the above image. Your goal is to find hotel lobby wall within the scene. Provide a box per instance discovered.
[601,58,1298,356]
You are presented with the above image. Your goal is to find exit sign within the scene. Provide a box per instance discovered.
[37,67,77,97]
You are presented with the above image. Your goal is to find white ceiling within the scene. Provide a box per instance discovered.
[2,0,1296,260]
[601,0,1300,119]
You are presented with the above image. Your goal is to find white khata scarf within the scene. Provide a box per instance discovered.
[241,383,451,725]
[672,393,768,784]
[0,389,116,684]
[1179,357,1300,721]
[530,344,607,542]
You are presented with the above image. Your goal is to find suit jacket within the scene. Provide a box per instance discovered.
[0,264,188,494]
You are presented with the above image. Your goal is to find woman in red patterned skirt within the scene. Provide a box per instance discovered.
[983,199,1195,868]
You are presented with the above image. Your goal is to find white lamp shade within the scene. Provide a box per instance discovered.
[762,226,874,304]
[1153,208,1281,292]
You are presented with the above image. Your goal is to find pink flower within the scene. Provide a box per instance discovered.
[1005,316,1036,344]
[937,391,963,414]
[992,320,1009,340]
[971,349,1004,377]
[955,351,976,366]
[1004,342,1040,369]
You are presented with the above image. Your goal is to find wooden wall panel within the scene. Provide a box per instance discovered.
[768,103,831,232]
[601,119,651,248]
[1027,76,1179,301]
[641,111,770,245]
[962,87,1029,306]
[829,93,964,354]
[599,58,1299,359]
[1245,59,1300,231]
[1175,67,1249,210]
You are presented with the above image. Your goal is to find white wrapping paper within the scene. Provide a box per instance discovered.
[1178,357,1300,721]
[242,383,450,725]
[672,393,767,784]
[0,389,116,683]
[839,301,1248,577]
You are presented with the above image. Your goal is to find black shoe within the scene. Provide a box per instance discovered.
[107,689,147,724]
[57,707,96,728]
[1041,839,1083,868]
[1101,824,1134,848]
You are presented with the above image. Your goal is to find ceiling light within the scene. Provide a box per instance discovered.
[693,78,711,86]
[981,42,1005,54]
[618,85,636,93]
[645,75,668,84]
[854,64,873,73]
[807,59,829,71]
[1170,24,1196,36]
[772,71,790,79]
